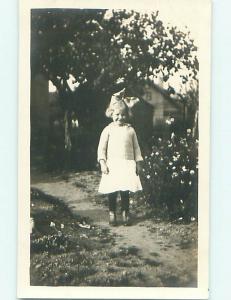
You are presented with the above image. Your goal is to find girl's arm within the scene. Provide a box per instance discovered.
[132,129,143,162]
[132,129,143,175]
[99,159,109,174]
[97,126,109,174]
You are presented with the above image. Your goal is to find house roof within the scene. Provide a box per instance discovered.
[144,81,182,110]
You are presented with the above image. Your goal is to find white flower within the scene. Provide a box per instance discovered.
[168,143,172,148]
[172,166,176,170]
[180,180,184,184]
[189,181,192,186]
[171,132,175,139]
[191,217,196,221]
[190,170,195,175]
[173,156,178,161]
[170,117,175,122]
[50,221,55,228]
[155,152,159,156]
[151,152,154,156]
[146,175,151,179]
[172,172,178,178]
[158,138,162,142]
[180,199,184,204]
[72,119,79,128]
[61,224,64,229]
[165,119,171,125]
[182,166,187,172]
[169,162,173,166]
[187,128,192,134]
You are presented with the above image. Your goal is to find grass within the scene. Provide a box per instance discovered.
[30,177,198,287]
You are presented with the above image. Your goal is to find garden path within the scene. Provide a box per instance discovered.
[31,171,197,286]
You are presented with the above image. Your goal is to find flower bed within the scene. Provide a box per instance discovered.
[141,130,198,222]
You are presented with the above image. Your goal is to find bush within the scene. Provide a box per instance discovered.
[141,129,198,221]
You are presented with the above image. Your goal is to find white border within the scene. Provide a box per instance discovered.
[18,0,211,298]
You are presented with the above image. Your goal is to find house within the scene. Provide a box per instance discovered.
[142,83,186,127]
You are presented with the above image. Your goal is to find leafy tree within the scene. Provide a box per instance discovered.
[31,8,198,159]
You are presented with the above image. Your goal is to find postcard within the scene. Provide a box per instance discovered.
[18,0,211,298]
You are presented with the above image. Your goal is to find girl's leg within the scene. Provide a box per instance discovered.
[120,190,129,213]
[108,192,117,225]
[120,191,130,225]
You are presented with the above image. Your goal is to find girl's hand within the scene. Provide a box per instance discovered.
[100,160,109,174]
[136,161,143,175]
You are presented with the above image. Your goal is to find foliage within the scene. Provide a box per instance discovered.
[31,9,198,96]
[141,129,198,221]
[31,9,198,155]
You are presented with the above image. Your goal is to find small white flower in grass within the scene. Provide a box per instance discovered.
[182,166,187,172]
[151,152,154,157]
[158,138,162,142]
[190,170,195,175]
[169,162,173,166]
[168,143,172,148]
[154,172,157,175]
[31,203,34,207]
[61,224,64,229]
[173,156,178,161]
[146,175,151,179]
[130,199,134,204]
[155,152,159,156]
[189,181,192,186]
[170,117,175,122]
[191,217,196,221]
[160,157,163,161]
[172,166,176,170]
[180,199,184,204]
[50,221,55,228]
[165,119,171,125]
[187,128,192,134]
[180,180,184,184]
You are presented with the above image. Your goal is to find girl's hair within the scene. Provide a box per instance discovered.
[105,101,132,119]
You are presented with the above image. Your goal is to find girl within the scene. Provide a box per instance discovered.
[97,90,143,226]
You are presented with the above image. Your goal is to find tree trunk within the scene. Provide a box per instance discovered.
[64,110,72,151]
[192,109,198,138]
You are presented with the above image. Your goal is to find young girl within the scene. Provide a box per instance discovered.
[97,91,143,226]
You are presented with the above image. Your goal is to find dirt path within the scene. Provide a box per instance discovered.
[31,171,197,287]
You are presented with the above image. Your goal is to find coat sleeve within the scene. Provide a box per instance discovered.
[132,129,143,162]
[97,126,109,162]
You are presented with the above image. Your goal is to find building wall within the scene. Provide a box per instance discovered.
[143,86,182,126]
[31,73,49,131]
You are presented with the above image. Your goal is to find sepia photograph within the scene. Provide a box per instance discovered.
[18,0,210,298]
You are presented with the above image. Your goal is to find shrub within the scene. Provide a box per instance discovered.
[141,130,198,221]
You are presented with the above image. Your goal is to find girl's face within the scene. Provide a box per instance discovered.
[112,108,127,126]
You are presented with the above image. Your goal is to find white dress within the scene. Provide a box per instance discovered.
[97,123,143,194]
